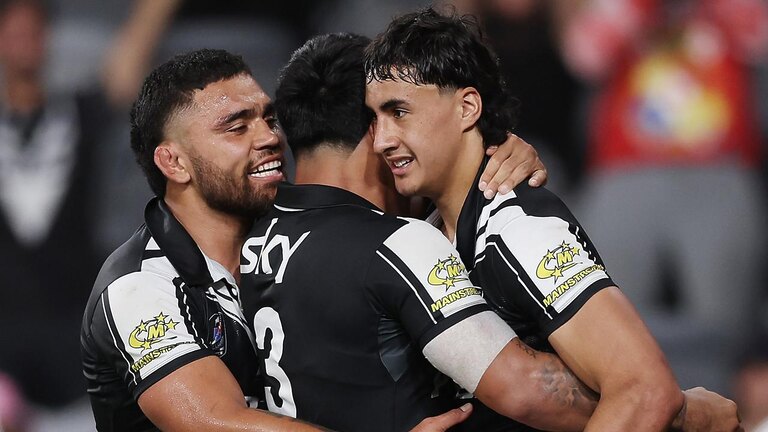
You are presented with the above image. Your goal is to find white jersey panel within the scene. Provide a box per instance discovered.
[104,271,203,380]
[382,220,486,318]
[494,207,609,313]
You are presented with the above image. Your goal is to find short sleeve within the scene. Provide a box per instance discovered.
[366,220,489,349]
[485,189,615,336]
[88,272,211,398]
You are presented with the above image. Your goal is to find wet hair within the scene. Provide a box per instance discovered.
[129,49,251,197]
[364,6,517,147]
[275,33,373,156]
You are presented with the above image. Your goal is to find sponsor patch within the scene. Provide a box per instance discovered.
[542,264,605,307]
[430,287,483,313]
[128,312,178,352]
[428,254,468,291]
[130,342,194,373]
[536,241,581,283]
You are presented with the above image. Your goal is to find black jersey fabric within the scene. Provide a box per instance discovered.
[80,198,262,431]
[240,183,490,432]
[444,160,615,432]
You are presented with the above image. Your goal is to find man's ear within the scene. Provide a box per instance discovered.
[154,141,192,185]
[459,87,482,132]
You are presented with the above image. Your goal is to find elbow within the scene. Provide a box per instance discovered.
[614,376,685,427]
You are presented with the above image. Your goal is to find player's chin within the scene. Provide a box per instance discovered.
[393,179,420,199]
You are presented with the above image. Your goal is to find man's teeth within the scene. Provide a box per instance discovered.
[393,159,412,168]
[250,160,282,178]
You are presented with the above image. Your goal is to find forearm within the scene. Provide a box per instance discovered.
[197,406,334,432]
[139,357,334,432]
[476,339,598,431]
[583,382,683,432]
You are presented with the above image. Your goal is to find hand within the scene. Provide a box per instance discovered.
[409,403,473,432]
[673,387,743,432]
[480,134,547,199]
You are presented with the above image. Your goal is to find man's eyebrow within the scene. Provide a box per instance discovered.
[214,108,256,128]
[379,98,407,111]
[263,102,275,117]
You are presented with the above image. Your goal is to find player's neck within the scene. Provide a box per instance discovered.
[432,131,485,242]
[163,190,250,283]
[294,137,409,214]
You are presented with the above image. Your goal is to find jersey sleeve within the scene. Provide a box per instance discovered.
[366,219,491,349]
[87,272,212,399]
[486,188,615,336]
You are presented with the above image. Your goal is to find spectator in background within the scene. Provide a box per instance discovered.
[0,0,103,426]
[561,0,768,393]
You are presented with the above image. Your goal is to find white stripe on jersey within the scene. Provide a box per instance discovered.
[102,293,138,386]
[376,250,437,324]
[486,240,553,319]
[273,204,305,212]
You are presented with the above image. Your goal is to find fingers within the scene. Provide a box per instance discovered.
[479,134,548,199]
[409,403,473,432]
[528,168,548,188]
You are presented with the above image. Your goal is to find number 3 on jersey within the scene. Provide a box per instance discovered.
[252,307,297,417]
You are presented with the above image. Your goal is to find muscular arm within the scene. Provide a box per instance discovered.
[473,338,598,431]
[424,311,597,431]
[138,356,332,432]
[548,286,684,431]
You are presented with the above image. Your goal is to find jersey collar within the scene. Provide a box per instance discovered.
[455,157,489,270]
[274,182,381,212]
[144,197,214,287]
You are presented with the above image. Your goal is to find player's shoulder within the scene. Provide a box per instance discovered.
[381,216,456,255]
[84,226,177,322]
[482,183,575,229]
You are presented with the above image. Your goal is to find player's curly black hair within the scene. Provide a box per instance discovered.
[275,33,373,157]
[129,49,251,197]
[364,6,518,147]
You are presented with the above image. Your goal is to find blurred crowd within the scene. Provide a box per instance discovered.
[0,0,766,430]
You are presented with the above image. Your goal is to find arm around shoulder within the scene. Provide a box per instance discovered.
[138,356,332,432]
[549,286,684,431]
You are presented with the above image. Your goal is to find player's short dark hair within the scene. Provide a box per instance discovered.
[275,33,373,156]
[364,7,517,147]
[130,49,251,197]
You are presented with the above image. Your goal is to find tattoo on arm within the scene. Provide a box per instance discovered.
[513,338,537,358]
[514,339,598,412]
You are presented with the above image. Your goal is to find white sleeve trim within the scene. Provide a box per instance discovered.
[423,310,516,392]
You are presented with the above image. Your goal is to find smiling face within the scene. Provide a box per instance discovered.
[366,77,472,201]
[166,74,285,218]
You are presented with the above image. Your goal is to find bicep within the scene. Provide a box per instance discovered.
[548,286,674,392]
[138,356,246,431]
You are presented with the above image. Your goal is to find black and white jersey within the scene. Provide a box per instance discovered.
[448,161,614,346]
[81,198,261,432]
[239,183,510,432]
[434,160,615,432]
